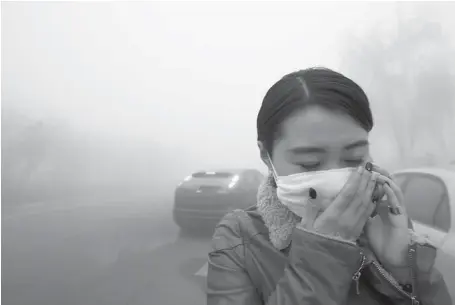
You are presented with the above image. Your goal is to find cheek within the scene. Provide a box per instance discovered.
[271,158,302,176]
[270,156,303,176]
[271,141,303,176]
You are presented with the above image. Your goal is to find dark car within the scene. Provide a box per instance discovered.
[173,169,264,233]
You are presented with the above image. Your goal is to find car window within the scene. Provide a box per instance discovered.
[434,194,451,232]
[400,174,450,232]
[392,174,410,192]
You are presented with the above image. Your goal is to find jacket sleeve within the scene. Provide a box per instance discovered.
[364,220,453,305]
[406,220,452,305]
[413,242,452,305]
[206,211,365,305]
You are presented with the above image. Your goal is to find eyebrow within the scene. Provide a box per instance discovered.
[288,140,369,154]
[344,140,369,150]
[289,146,325,154]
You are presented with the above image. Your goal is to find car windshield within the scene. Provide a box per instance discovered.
[392,172,453,248]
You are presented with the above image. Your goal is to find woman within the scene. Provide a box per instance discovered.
[206,68,452,305]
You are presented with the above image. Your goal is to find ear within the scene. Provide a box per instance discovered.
[257,141,271,168]
[258,141,277,186]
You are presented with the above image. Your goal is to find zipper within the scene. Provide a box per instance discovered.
[352,253,366,295]
[408,247,419,305]
[371,246,420,305]
[353,246,420,304]
[410,296,419,305]
[372,261,418,303]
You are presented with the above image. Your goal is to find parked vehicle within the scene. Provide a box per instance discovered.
[392,167,455,298]
[173,169,264,233]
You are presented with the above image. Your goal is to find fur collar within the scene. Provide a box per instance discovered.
[256,171,301,250]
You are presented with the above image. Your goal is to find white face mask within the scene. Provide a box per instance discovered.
[268,155,354,219]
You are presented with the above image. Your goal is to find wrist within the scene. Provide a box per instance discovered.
[380,246,409,269]
[385,231,412,267]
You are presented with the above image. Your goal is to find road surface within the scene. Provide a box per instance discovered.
[2,197,211,305]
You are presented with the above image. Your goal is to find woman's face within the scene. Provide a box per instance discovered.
[269,105,370,176]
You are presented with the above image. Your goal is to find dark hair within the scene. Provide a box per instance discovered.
[257,67,373,155]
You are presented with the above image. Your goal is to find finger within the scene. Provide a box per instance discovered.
[342,170,376,233]
[301,204,323,229]
[375,199,408,229]
[365,162,388,201]
[351,172,378,227]
[354,172,379,234]
[377,175,404,204]
[354,199,377,235]
[370,163,391,178]
[382,184,409,228]
[328,166,363,211]
[383,183,399,209]
[364,211,382,237]
[364,172,380,205]
[365,200,377,219]
[375,200,393,227]
[372,184,385,202]
[388,177,405,204]
[350,170,376,211]
[347,165,372,209]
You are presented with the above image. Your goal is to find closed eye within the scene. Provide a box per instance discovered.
[297,163,321,171]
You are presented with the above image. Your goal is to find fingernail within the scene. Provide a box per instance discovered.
[389,206,402,215]
[365,162,373,172]
[309,188,317,199]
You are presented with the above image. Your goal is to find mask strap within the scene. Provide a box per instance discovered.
[266,151,279,181]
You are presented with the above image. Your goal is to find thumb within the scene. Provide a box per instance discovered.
[376,200,393,227]
[302,202,324,229]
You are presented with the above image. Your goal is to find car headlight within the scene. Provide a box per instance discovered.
[228,175,240,189]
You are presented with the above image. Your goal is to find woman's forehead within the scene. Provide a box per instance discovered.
[279,106,369,150]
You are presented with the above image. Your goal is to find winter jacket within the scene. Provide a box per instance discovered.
[206,206,452,305]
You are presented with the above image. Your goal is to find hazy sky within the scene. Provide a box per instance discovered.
[2,2,454,170]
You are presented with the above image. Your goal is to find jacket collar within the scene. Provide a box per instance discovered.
[256,171,300,250]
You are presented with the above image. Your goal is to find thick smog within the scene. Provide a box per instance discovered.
[2,2,455,305]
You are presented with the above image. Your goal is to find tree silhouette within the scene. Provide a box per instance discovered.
[341,15,455,168]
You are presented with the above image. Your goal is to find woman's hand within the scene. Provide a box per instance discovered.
[304,166,379,242]
[365,175,411,268]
